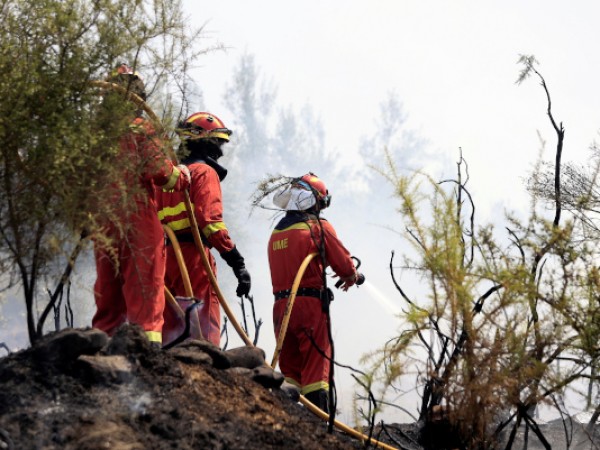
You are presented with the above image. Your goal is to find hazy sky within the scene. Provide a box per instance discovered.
[177,1,600,423]
[185,0,600,211]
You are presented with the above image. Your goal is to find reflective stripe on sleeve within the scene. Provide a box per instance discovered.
[201,222,227,238]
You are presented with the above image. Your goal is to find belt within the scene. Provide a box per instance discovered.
[165,232,212,248]
[165,232,195,245]
[274,287,322,301]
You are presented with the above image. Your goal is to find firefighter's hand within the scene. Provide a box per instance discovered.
[220,246,251,297]
[335,272,364,291]
[233,266,251,297]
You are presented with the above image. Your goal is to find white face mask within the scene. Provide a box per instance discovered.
[273,186,316,211]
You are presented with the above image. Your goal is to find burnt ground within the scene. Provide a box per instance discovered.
[0,325,597,450]
[0,325,370,450]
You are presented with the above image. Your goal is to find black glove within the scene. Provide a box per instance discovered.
[221,246,251,297]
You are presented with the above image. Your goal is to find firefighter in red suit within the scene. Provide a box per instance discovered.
[92,64,191,346]
[268,173,362,412]
[157,112,251,346]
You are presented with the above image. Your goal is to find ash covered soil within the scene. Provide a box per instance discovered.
[2,325,597,450]
[0,325,371,450]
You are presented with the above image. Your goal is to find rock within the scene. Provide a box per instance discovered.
[280,381,300,402]
[170,339,231,369]
[225,346,266,369]
[168,347,213,366]
[226,366,285,390]
[227,367,253,376]
[77,354,134,384]
[106,323,154,356]
[33,328,108,363]
[251,366,284,389]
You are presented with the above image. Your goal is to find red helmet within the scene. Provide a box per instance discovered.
[177,112,232,142]
[294,172,331,209]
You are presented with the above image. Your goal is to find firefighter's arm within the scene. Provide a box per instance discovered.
[191,167,235,251]
[321,221,359,291]
[192,167,251,296]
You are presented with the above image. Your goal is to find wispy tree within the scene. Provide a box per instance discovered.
[361,57,600,449]
[0,0,213,345]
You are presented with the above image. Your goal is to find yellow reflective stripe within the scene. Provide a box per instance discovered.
[301,381,329,395]
[145,331,162,343]
[157,202,226,236]
[162,166,181,190]
[272,222,311,234]
[165,218,191,231]
[157,202,187,221]
[202,222,227,238]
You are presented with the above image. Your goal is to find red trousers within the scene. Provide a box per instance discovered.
[92,206,166,344]
[163,242,221,346]
[273,296,330,395]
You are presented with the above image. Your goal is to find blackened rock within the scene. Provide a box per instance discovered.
[225,346,266,369]
[171,339,231,369]
[251,366,284,389]
[106,324,153,357]
[280,381,301,402]
[77,354,134,384]
[33,328,108,363]
[227,367,253,376]
[226,366,284,390]
[168,347,213,366]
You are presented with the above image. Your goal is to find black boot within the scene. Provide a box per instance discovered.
[305,389,329,413]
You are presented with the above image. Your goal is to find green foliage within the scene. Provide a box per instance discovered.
[364,146,600,447]
[0,0,211,344]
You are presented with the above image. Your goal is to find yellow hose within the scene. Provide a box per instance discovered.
[162,225,194,298]
[181,192,254,347]
[164,287,185,319]
[271,252,317,368]
[271,253,399,450]
[299,396,398,450]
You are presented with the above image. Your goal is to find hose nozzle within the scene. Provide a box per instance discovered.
[356,273,365,285]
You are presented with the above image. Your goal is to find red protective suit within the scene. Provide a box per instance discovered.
[92,117,189,345]
[268,211,356,396]
[157,158,235,346]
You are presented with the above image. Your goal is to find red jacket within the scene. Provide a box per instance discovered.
[268,211,356,293]
[157,159,235,254]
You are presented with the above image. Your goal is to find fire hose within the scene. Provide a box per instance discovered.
[89,80,396,450]
[270,252,317,368]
